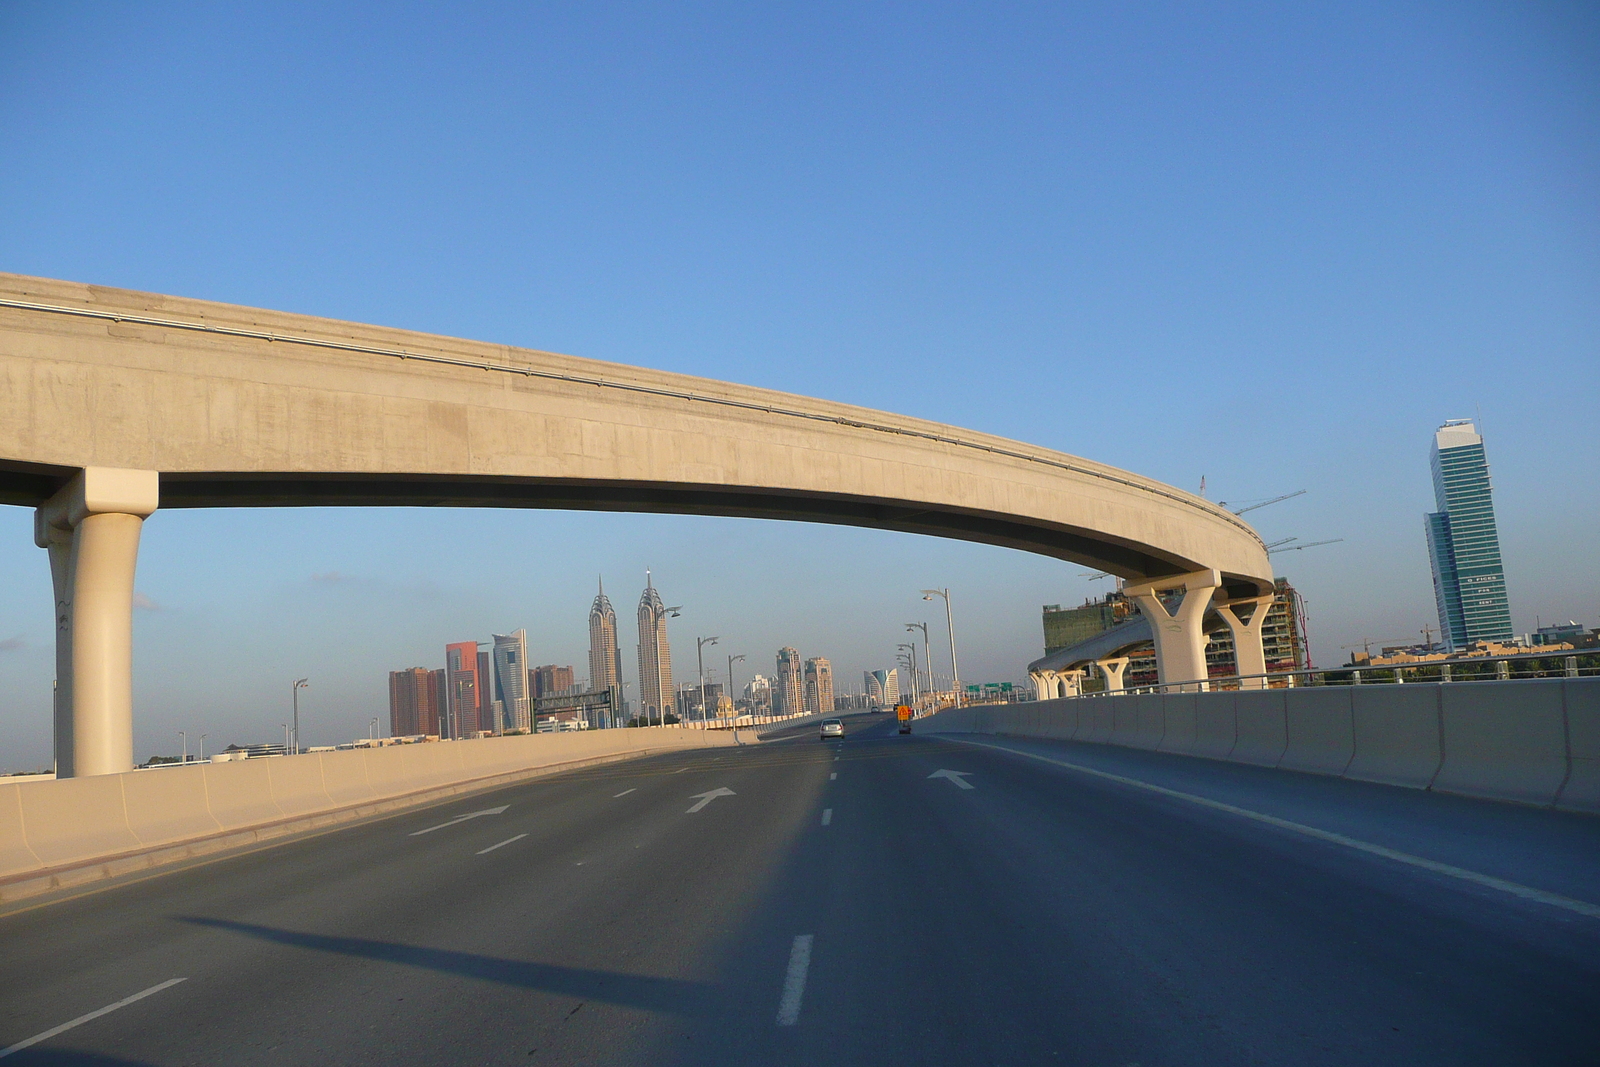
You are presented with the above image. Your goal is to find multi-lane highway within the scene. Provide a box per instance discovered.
[2,713,1597,1065]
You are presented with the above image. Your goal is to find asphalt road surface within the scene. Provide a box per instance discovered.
[2,713,1598,1065]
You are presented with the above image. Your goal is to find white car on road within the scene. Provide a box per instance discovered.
[820,719,843,739]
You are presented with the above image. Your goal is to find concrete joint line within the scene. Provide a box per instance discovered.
[942,736,1600,921]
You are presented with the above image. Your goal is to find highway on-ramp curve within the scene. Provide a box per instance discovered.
[1,713,1597,1065]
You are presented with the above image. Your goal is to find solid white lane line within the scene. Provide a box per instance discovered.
[613,788,637,797]
[829,772,837,780]
[821,809,832,826]
[945,736,1600,920]
[0,978,187,1059]
[775,934,814,1026]
[476,834,528,855]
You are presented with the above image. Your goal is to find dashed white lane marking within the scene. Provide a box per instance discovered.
[821,809,833,826]
[944,736,1600,921]
[673,766,689,774]
[409,806,509,836]
[476,834,528,855]
[0,978,187,1059]
[613,788,637,797]
[775,934,814,1026]
[829,772,837,780]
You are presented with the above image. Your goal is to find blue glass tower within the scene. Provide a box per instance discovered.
[1424,420,1512,649]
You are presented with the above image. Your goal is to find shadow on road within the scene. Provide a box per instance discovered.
[177,917,715,1016]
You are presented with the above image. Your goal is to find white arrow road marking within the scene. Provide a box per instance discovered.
[477,834,528,855]
[927,769,974,789]
[775,935,814,1026]
[0,978,186,1059]
[409,805,510,836]
[686,787,735,813]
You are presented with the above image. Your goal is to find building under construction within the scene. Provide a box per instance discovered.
[1040,578,1309,690]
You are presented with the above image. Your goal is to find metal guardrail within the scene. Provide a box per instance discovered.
[1069,650,1599,698]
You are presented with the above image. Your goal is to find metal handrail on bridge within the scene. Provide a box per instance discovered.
[1066,649,1598,698]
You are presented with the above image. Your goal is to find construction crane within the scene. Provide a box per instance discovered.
[1340,636,1413,659]
[1268,537,1343,555]
[1219,489,1307,515]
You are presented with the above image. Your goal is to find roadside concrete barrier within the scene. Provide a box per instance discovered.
[1433,681,1568,806]
[1157,693,1198,755]
[1230,690,1289,767]
[913,678,1600,816]
[0,725,743,904]
[1278,688,1355,775]
[1191,693,1237,759]
[1345,686,1442,789]
[1557,678,1600,814]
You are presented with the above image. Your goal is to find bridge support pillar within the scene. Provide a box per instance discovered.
[1095,656,1130,693]
[1030,670,1053,701]
[34,468,159,778]
[1124,570,1220,692]
[1058,669,1085,698]
[1214,593,1276,689]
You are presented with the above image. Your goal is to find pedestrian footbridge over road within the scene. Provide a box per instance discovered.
[0,273,1272,777]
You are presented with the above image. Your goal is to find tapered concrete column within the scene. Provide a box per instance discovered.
[34,468,159,777]
[1059,669,1086,698]
[1095,656,1130,693]
[1213,594,1275,689]
[1030,670,1055,701]
[1124,569,1220,692]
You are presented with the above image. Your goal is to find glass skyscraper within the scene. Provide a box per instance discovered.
[1424,420,1512,649]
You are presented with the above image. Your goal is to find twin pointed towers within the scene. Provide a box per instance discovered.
[589,572,675,724]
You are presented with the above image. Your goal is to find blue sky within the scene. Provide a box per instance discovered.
[1,2,1596,768]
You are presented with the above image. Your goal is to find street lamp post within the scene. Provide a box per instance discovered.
[906,622,931,706]
[369,717,379,741]
[282,723,289,754]
[178,730,186,765]
[292,678,309,754]
[727,653,746,741]
[921,589,962,708]
[199,733,207,762]
[897,643,919,705]
[697,636,720,729]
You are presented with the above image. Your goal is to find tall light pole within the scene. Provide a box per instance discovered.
[906,622,931,704]
[897,643,920,704]
[369,717,379,741]
[282,723,289,754]
[727,653,745,740]
[697,636,720,728]
[292,678,309,754]
[921,589,962,708]
[199,733,208,761]
[178,730,187,765]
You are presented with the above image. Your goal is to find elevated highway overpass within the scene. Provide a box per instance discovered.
[0,273,1272,777]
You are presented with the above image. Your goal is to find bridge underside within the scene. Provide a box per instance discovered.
[2,463,1263,592]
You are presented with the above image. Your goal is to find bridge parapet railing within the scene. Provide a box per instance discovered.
[1071,651,1599,698]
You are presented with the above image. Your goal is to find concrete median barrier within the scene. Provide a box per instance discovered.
[1231,690,1288,767]
[1278,688,1355,775]
[1345,686,1443,789]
